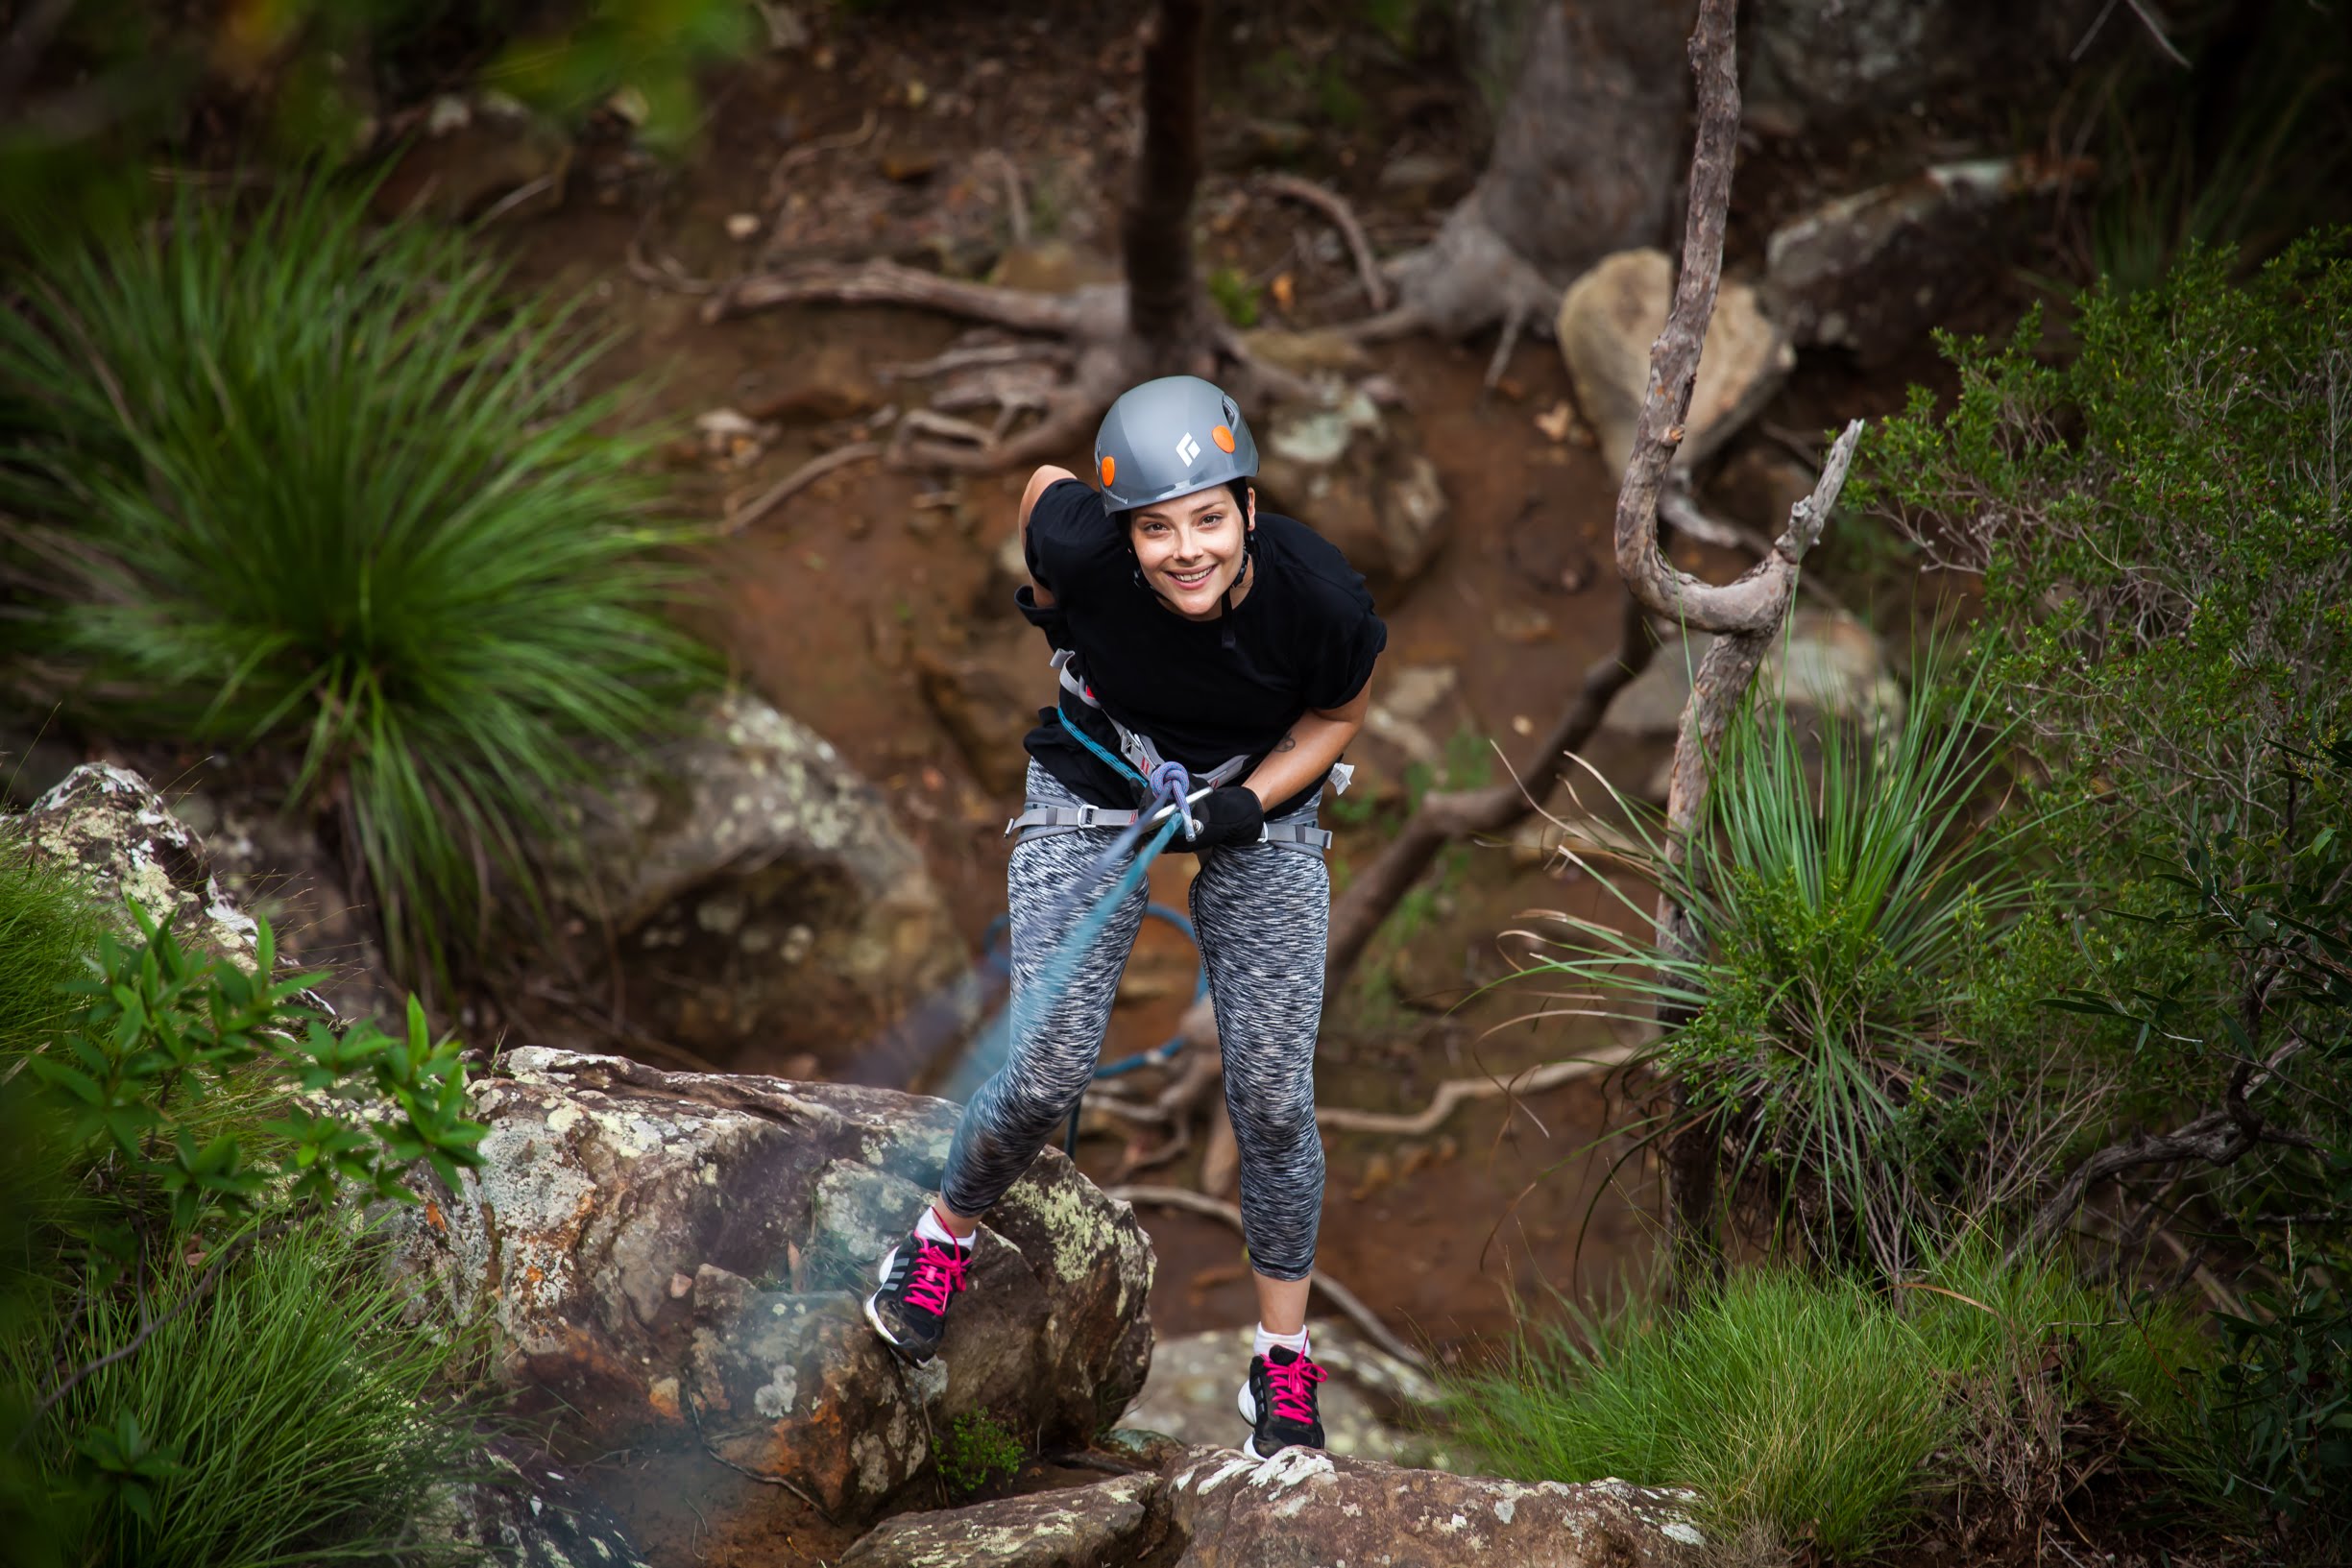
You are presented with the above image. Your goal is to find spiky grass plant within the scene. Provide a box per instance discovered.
[0,180,713,991]
[2,1211,483,1568]
[1511,646,2045,1275]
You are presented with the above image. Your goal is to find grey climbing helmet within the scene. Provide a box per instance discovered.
[1092,374,1259,511]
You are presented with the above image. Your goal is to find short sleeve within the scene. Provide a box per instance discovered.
[1023,477,1122,595]
[1302,584,1387,712]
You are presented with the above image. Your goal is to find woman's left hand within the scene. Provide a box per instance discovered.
[1185,785,1266,847]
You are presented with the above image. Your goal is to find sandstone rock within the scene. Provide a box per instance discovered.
[838,1445,1705,1567]
[1602,610,1904,739]
[552,690,961,1075]
[1255,393,1450,594]
[839,1472,1160,1567]
[389,1047,1156,1522]
[1123,1323,1461,1469]
[1766,156,2073,365]
[19,764,257,966]
[1556,249,1793,478]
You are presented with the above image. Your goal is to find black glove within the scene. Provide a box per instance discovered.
[1183,785,1265,849]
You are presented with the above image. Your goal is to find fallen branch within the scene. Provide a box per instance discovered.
[1254,173,1388,312]
[707,257,1096,332]
[1105,1184,1428,1371]
[1314,1049,1637,1136]
[721,442,882,534]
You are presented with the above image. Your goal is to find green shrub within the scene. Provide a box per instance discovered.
[937,1409,1025,1497]
[0,829,103,1055]
[1206,265,1261,328]
[0,178,715,990]
[1514,647,2065,1273]
[3,1211,482,1568]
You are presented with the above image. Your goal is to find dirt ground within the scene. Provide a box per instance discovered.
[473,4,2000,1557]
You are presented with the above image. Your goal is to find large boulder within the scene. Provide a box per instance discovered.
[18,764,258,966]
[1765,156,2074,365]
[1745,0,2101,136]
[840,1445,1705,1567]
[1557,249,1792,478]
[551,690,963,1077]
[388,1047,1156,1522]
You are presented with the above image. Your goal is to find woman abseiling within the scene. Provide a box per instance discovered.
[862,374,1387,1460]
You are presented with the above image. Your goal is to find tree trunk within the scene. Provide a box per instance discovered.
[1386,0,1699,339]
[1122,0,1214,365]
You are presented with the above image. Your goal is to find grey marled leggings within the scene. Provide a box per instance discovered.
[940,762,1329,1280]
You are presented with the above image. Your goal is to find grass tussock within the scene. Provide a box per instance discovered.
[2,1211,484,1568]
[0,177,715,991]
[0,830,103,1056]
[1445,1253,2200,1560]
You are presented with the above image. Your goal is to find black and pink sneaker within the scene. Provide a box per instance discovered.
[1237,1344,1328,1459]
[862,1226,971,1364]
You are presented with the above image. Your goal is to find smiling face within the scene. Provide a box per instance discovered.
[1129,483,1254,621]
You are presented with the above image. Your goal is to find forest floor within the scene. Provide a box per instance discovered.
[467,3,2045,1560]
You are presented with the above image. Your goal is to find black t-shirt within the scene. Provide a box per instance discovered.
[1017,478,1386,816]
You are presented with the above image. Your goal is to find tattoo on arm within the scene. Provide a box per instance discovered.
[1273,733,1298,753]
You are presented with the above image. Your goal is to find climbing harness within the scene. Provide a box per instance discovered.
[1004,651,1337,855]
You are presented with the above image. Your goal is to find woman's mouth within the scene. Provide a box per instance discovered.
[1165,564,1217,591]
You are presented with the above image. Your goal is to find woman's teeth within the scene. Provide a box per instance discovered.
[1168,566,1214,588]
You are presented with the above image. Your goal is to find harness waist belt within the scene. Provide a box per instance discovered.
[1006,803,1333,853]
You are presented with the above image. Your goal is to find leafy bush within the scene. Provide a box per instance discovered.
[937,1409,1025,1498]
[1448,1256,2202,1560]
[1514,649,2071,1274]
[4,894,492,1564]
[0,829,104,1055]
[0,179,714,989]
[3,1212,481,1568]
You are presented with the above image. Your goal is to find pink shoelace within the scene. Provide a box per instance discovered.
[1264,1352,1327,1424]
[902,1238,969,1316]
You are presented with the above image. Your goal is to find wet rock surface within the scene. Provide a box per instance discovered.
[387,1047,1156,1523]
[552,689,962,1075]
[428,1438,652,1568]
[1556,248,1792,476]
[839,1444,1703,1567]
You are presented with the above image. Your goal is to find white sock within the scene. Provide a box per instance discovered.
[914,1205,970,1251]
[1253,1323,1308,1361]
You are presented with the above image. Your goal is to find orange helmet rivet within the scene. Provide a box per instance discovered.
[1100,453,1116,487]
[1211,424,1236,453]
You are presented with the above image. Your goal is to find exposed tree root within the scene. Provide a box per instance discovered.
[1106,1184,1429,1371]
[1253,172,1388,312]
[1314,1049,1639,1137]
[722,441,881,534]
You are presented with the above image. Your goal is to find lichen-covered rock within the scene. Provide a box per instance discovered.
[837,1447,1704,1568]
[1556,248,1792,478]
[388,1048,1155,1522]
[838,1472,1162,1568]
[20,764,258,966]
[1163,1447,1702,1567]
[551,689,962,1076]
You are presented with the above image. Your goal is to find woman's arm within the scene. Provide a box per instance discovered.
[1020,465,1077,607]
[1241,678,1373,808]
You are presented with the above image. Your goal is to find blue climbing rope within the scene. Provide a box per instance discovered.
[934,760,1198,1110]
